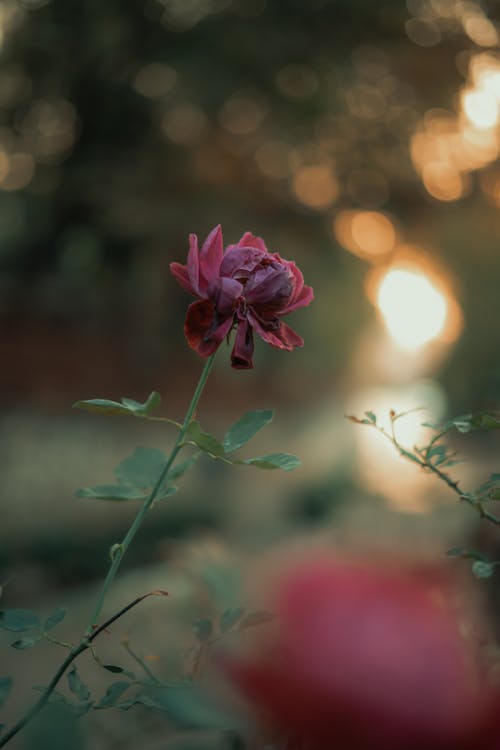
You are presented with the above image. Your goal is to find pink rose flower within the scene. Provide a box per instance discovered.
[170,225,313,369]
[225,559,500,750]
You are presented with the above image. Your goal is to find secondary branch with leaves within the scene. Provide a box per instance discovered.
[348,408,500,578]
[0,354,301,746]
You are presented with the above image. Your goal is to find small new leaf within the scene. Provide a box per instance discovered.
[446,547,487,562]
[96,681,131,709]
[0,609,41,632]
[44,607,66,632]
[238,453,301,471]
[346,414,372,425]
[68,666,91,702]
[364,411,377,424]
[238,610,275,630]
[185,421,225,456]
[220,607,245,633]
[118,694,165,711]
[102,664,125,674]
[11,636,40,650]
[168,456,198,480]
[472,561,494,579]
[223,410,274,454]
[73,391,161,417]
[76,485,147,501]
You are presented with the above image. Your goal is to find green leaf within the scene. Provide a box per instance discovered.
[120,391,161,416]
[157,485,178,501]
[68,667,90,702]
[426,444,447,464]
[471,412,500,430]
[193,619,212,643]
[118,694,165,711]
[443,412,500,434]
[114,447,167,488]
[478,474,500,499]
[0,677,13,709]
[185,421,225,456]
[73,398,131,416]
[364,410,377,424]
[73,391,161,417]
[96,681,131,709]
[0,609,41,632]
[219,607,245,633]
[238,453,301,471]
[11,636,41,650]
[75,485,147,501]
[44,607,66,632]
[101,664,125,674]
[223,410,274,453]
[168,455,198,480]
[446,547,464,558]
[472,561,494,579]
[446,547,487,561]
[238,610,275,630]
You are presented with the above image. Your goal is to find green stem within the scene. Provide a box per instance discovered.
[0,644,87,747]
[0,354,216,747]
[122,639,160,684]
[84,352,216,635]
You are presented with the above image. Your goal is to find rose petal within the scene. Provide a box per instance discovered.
[279,262,314,314]
[231,319,255,369]
[213,277,243,315]
[276,322,304,349]
[184,299,233,357]
[281,283,314,314]
[248,310,304,351]
[170,261,196,296]
[187,233,201,296]
[220,246,265,279]
[199,225,224,293]
[245,267,293,310]
[237,232,268,253]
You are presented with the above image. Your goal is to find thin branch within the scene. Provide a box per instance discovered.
[0,591,168,748]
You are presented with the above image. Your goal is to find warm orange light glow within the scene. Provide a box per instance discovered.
[366,248,463,353]
[0,152,35,191]
[333,210,396,260]
[422,162,468,201]
[463,14,498,47]
[462,88,499,129]
[376,268,448,350]
[352,382,447,511]
[479,168,500,206]
[292,165,339,209]
[351,211,396,256]
[458,126,499,170]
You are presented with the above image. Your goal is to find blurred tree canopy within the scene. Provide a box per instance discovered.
[0,0,499,407]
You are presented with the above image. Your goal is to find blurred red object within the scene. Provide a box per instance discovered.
[226,559,500,750]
